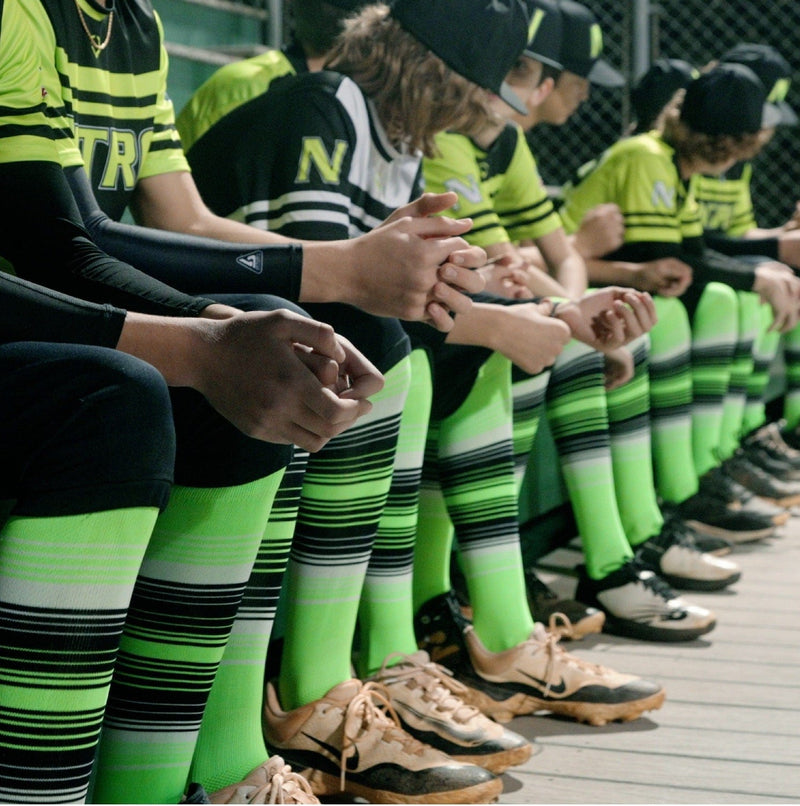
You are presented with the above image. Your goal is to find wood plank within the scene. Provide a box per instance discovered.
[499,745,800,801]
[509,719,800,765]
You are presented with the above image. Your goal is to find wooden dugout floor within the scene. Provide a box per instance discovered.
[499,519,800,804]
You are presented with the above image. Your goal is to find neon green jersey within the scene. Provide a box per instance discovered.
[691,163,757,236]
[0,0,59,164]
[177,47,304,152]
[423,122,562,248]
[561,132,703,246]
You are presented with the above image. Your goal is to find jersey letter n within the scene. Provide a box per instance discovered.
[295,137,349,184]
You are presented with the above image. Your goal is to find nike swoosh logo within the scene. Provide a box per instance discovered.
[303,732,360,771]
[518,672,568,695]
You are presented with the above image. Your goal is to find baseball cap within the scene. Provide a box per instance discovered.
[523,0,563,70]
[720,43,797,126]
[557,0,624,87]
[631,58,697,128]
[389,0,533,114]
[680,62,783,136]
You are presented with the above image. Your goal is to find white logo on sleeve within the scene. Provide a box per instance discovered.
[236,251,264,274]
[651,181,675,209]
[444,175,483,207]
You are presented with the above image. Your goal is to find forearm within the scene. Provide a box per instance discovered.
[704,229,779,261]
[549,253,588,299]
[0,272,126,347]
[2,162,212,317]
[585,257,646,288]
[445,302,504,349]
[67,166,304,302]
[115,312,211,388]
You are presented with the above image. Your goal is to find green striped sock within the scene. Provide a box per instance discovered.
[0,507,157,803]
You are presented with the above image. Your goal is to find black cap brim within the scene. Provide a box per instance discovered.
[588,59,625,88]
[499,81,529,114]
[522,49,563,71]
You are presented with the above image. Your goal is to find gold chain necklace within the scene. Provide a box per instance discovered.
[74,0,114,54]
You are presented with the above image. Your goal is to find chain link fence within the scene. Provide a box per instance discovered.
[528,0,800,228]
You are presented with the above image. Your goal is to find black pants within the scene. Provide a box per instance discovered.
[0,293,304,516]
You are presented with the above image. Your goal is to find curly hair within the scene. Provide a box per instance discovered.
[661,107,762,167]
[324,4,489,157]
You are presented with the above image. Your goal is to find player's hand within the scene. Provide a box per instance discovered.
[636,258,693,296]
[348,196,486,331]
[554,287,657,350]
[782,201,800,232]
[778,228,800,269]
[573,203,625,259]
[477,255,535,299]
[753,262,800,333]
[194,309,382,450]
[488,301,571,375]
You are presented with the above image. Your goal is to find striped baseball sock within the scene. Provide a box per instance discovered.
[90,474,282,804]
[782,318,800,429]
[543,341,634,578]
[719,291,760,459]
[189,457,306,793]
[277,357,410,710]
[743,305,781,432]
[358,349,433,676]
[605,336,664,547]
[416,352,534,653]
[649,297,698,504]
[690,282,738,478]
[0,508,157,803]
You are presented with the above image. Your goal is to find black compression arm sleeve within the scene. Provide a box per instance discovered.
[0,271,126,347]
[704,230,780,261]
[608,237,756,291]
[0,161,213,316]
[66,166,304,302]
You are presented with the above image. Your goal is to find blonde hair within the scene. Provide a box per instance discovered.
[661,107,761,167]
[325,4,489,156]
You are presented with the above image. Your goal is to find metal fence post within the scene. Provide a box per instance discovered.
[631,0,651,81]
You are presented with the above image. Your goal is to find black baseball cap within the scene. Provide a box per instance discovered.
[523,0,563,71]
[557,0,624,87]
[390,0,533,114]
[680,62,783,136]
[720,43,797,126]
[631,58,697,128]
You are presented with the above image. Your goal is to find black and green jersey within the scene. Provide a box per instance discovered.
[560,131,756,292]
[423,123,562,248]
[177,41,307,153]
[561,132,703,246]
[691,163,757,236]
[27,0,188,221]
[0,0,58,164]
[188,70,422,241]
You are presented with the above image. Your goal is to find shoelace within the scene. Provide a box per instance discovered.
[375,652,481,724]
[547,610,576,639]
[259,757,318,805]
[208,757,318,805]
[339,681,427,791]
[630,559,677,602]
[530,621,611,694]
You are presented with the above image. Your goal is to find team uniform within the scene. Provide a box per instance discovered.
[420,124,725,643]
[0,2,330,803]
[692,165,800,450]
[177,41,306,151]
[560,131,750,504]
